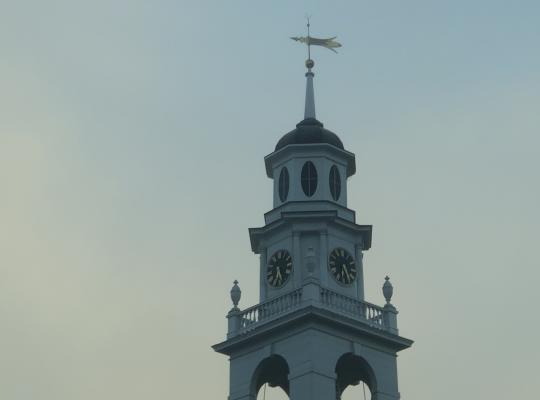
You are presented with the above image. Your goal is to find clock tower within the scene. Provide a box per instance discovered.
[213,54,413,400]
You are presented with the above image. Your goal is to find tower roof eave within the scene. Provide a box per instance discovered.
[264,142,356,179]
[249,210,372,254]
[212,304,413,356]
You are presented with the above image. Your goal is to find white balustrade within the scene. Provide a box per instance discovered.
[231,286,392,337]
[237,288,303,334]
[320,288,385,329]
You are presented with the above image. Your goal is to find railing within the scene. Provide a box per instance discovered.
[229,286,394,338]
[238,288,303,334]
[320,288,385,329]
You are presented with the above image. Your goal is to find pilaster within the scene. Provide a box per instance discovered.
[259,248,267,303]
[355,244,364,300]
[293,232,302,288]
[289,365,336,400]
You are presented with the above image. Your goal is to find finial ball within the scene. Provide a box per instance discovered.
[305,59,314,69]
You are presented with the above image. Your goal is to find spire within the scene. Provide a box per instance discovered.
[304,59,316,119]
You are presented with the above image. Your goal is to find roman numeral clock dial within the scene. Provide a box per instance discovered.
[267,250,292,288]
[329,248,356,285]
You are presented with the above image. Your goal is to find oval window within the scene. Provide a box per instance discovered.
[278,167,289,202]
[329,165,341,201]
[301,161,318,197]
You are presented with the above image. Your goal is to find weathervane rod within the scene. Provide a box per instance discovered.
[306,16,311,61]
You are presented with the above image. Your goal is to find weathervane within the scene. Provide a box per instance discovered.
[290,17,342,70]
[290,17,341,120]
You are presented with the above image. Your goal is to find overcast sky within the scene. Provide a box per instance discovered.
[1,1,539,399]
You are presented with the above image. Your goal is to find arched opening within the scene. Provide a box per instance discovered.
[252,355,290,400]
[335,353,376,400]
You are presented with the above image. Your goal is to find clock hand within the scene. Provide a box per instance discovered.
[342,264,351,282]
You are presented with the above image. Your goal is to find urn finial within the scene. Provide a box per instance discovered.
[382,276,394,304]
[230,280,241,310]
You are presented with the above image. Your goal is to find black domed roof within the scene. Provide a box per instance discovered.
[275,118,344,151]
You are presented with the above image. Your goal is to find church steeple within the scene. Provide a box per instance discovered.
[213,26,413,400]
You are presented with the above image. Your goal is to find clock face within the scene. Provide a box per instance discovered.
[329,248,356,285]
[267,250,292,288]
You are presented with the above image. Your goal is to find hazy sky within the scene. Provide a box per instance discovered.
[1,1,539,399]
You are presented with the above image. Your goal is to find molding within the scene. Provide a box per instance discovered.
[212,304,413,356]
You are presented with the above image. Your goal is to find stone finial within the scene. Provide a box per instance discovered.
[230,280,241,310]
[382,276,393,304]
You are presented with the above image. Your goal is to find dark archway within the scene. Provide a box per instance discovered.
[252,355,290,398]
[335,353,376,400]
